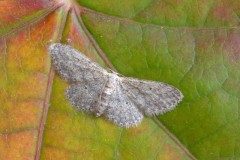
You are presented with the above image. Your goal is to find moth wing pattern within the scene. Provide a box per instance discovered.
[121,77,183,116]
[65,79,107,114]
[49,43,107,82]
[100,82,144,127]
[49,43,109,114]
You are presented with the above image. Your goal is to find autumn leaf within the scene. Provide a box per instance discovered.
[0,0,240,160]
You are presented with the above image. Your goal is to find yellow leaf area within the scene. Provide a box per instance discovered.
[40,10,191,160]
[0,11,58,159]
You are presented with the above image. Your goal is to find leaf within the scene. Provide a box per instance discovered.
[0,0,240,160]
[0,1,58,159]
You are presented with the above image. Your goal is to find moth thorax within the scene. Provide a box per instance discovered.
[104,73,120,95]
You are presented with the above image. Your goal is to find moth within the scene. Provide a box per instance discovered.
[49,43,183,128]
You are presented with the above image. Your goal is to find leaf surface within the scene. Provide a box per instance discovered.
[0,0,240,160]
